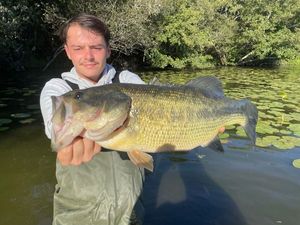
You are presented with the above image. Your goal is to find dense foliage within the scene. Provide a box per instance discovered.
[147,0,300,68]
[0,0,53,71]
[0,0,299,71]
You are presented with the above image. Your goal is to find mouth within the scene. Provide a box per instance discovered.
[51,96,84,151]
[82,63,98,68]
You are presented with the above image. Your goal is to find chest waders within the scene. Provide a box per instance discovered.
[52,72,145,225]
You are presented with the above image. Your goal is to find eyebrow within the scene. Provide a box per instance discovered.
[69,44,107,48]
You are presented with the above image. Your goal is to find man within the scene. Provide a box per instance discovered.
[40,14,145,225]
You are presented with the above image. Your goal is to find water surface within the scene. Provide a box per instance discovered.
[0,66,299,225]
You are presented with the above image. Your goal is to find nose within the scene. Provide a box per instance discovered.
[84,48,94,60]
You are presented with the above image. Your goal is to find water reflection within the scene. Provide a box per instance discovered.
[143,151,247,225]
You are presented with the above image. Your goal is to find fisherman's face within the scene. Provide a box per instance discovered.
[64,24,111,83]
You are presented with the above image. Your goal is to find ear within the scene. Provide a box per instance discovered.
[106,46,111,59]
[64,44,72,60]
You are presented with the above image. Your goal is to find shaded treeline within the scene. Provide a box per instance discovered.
[0,0,299,71]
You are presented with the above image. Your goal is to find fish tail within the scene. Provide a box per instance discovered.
[239,99,258,144]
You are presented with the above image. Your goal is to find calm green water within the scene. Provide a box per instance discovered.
[0,66,299,225]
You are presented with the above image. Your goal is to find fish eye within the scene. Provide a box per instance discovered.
[74,92,83,100]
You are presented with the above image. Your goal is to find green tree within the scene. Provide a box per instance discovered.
[1,0,299,71]
[0,0,54,71]
[145,0,239,68]
[229,0,300,65]
[145,0,300,68]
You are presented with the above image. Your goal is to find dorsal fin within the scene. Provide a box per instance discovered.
[148,77,174,87]
[148,77,162,85]
[185,76,224,99]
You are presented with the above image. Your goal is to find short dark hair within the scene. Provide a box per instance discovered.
[59,14,111,45]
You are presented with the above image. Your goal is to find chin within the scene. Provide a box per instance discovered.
[79,68,103,81]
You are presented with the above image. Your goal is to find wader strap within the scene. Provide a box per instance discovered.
[65,79,79,90]
[111,71,121,83]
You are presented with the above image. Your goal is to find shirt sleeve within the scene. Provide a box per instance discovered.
[40,78,72,139]
[119,70,145,84]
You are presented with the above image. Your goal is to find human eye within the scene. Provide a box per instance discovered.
[72,46,82,51]
[92,45,105,50]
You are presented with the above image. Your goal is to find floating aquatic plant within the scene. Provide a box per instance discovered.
[256,122,279,134]
[11,113,31,118]
[279,130,292,135]
[26,104,40,110]
[219,133,230,139]
[272,139,295,150]
[288,124,300,136]
[283,136,300,147]
[0,118,12,126]
[0,127,9,132]
[255,135,300,150]
[292,159,300,169]
[255,137,271,147]
[19,118,36,124]
[235,127,247,137]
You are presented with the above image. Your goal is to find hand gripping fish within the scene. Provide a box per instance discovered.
[51,76,258,171]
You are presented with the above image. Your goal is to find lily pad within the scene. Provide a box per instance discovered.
[273,139,295,150]
[235,127,247,137]
[220,139,229,144]
[219,133,230,139]
[0,126,9,132]
[0,118,12,126]
[26,104,40,110]
[271,107,285,112]
[289,124,300,132]
[225,125,236,130]
[281,136,300,147]
[256,123,278,134]
[19,118,36,124]
[294,131,300,136]
[262,135,280,142]
[11,113,31,119]
[31,110,41,114]
[255,138,271,147]
[292,159,300,169]
[279,130,292,135]
[257,106,270,110]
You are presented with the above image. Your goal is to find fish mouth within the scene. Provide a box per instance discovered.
[51,96,84,151]
[50,96,130,150]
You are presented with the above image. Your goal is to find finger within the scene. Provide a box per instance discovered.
[94,143,101,154]
[71,137,84,165]
[82,138,94,162]
[57,145,73,166]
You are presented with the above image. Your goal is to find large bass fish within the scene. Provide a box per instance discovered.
[51,76,258,171]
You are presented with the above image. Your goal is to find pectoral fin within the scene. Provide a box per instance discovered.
[127,150,154,172]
